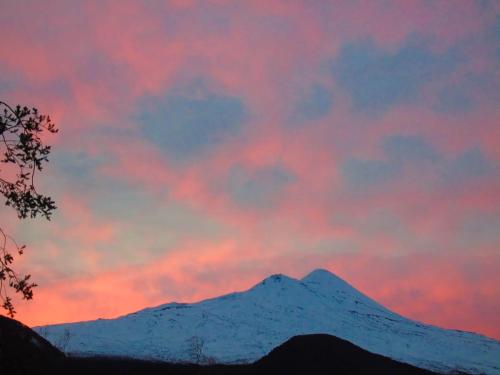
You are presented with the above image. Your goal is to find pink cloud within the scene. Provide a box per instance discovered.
[1,0,498,341]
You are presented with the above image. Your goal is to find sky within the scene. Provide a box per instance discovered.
[1,1,499,339]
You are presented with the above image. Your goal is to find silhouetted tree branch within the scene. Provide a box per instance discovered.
[0,100,58,317]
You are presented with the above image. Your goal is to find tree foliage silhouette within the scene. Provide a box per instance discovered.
[0,100,58,317]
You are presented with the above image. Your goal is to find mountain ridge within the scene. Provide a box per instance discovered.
[35,268,500,375]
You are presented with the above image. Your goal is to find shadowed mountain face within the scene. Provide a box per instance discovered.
[0,315,64,374]
[36,269,500,374]
[254,334,438,375]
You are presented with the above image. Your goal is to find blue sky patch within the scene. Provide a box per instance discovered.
[54,150,109,183]
[226,164,295,208]
[137,91,247,160]
[440,148,495,184]
[382,135,440,164]
[342,158,400,188]
[333,37,460,113]
[342,135,439,189]
[292,84,334,122]
[343,135,497,192]
[434,86,473,114]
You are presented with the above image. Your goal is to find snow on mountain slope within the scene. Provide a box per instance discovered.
[35,269,500,374]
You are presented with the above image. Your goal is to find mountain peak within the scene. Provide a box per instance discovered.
[301,268,361,296]
[246,273,303,295]
[303,268,334,277]
[301,268,344,283]
[35,269,500,375]
[257,273,298,286]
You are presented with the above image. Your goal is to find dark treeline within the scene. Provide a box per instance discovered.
[58,334,442,374]
[1,314,442,375]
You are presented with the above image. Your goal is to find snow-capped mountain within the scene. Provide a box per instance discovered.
[35,269,500,374]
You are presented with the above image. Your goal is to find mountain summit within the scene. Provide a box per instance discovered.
[35,269,500,375]
[302,268,339,281]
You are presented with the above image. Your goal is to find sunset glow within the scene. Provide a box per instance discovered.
[1,1,499,339]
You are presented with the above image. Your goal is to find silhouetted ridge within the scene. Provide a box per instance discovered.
[255,334,438,374]
[53,334,440,374]
[0,315,64,374]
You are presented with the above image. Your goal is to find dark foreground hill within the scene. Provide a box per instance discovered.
[58,335,441,374]
[0,315,64,374]
[59,334,442,374]
[1,315,441,374]
[253,334,439,374]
